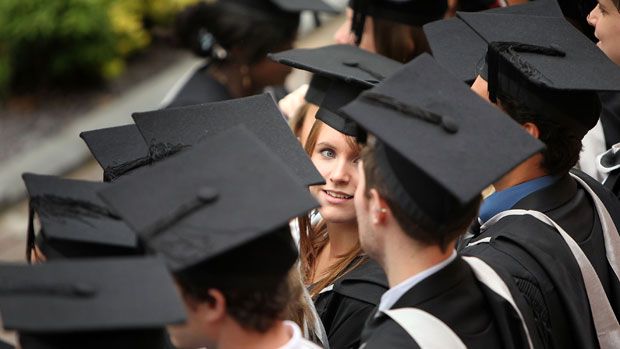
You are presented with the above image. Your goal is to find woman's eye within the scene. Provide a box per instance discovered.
[320,149,336,158]
[352,157,361,164]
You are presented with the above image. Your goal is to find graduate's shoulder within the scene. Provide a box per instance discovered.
[360,315,420,349]
[334,258,389,305]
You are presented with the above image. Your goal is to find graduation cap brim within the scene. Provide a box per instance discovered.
[315,80,364,137]
[340,54,545,205]
[305,75,331,106]
[231,0,338,14]
[132,94,323,187]
[22,174,139,251]
[0,257,186,332]
[269,45,402,88]
[349,0,447,26]
[270,0,339,13]
[80,125,149,181]
[424,0,564,83]
[99,126,318,271]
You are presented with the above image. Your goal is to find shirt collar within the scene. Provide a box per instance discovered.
[279,321,303,349]
[479,175,558,223]
[377,250,457,314]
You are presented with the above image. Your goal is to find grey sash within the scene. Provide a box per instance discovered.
[381,257,534,349]
[472,173,620,348]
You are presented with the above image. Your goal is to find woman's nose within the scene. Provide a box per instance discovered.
[329,159,351,184]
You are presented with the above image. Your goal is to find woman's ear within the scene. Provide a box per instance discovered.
[522,122,540,139]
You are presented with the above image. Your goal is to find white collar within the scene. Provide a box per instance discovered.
[377,250,457,314]
[278,321,321,349]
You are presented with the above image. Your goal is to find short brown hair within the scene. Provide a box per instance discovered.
[174,226,295,333]
[361,141,480,251]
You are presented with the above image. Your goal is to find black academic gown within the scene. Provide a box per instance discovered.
[600,92,620,196]
[313,258,388,349]
[463,170,620,349]
[360,257,532,349]
[166,63,231,108]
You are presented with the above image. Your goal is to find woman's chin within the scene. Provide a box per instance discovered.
[318,206,357,225]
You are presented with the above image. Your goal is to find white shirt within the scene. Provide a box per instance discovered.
[377,251,458,314]
[279,321,323,349]
[579,119,608,182]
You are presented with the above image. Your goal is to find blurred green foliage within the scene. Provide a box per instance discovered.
[0,0,198,100]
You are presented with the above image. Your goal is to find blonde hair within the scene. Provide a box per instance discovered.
[298,120,366,298]
[284,266,327,345]
[289,102,311,139]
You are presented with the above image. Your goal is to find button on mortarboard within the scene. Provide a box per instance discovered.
[340,54,545,232]
[22,174,141,261]
[99,126,319,272]
[132,94,324,187]
[0,257,185,343]
[80,125,149,182]
[197,187,218,203]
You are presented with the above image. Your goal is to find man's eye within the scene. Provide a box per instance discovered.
[320,149,335,158]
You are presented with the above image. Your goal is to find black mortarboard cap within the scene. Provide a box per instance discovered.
[463,13,620,137]
[232,0,338,13]
[341,54,545,232]
[22,174,141,261]
[424,0,564,83]
[305,75,331,106]
[0,257,185,349]
[131,94,323,186]
[270,44,402,88]
[349,0,446,45]
[99,126,319,273]
[315,80,365,137]
[269,45,401,137]
[80,125,150,182]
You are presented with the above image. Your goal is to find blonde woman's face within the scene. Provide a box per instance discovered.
[588,0,620,65]
[309,124,360,224]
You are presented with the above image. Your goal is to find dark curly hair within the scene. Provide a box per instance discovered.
[174,225,296,333]
[497,92,583,176]
[175,1,299,64]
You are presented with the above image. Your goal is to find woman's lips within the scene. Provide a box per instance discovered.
[322,189,354,204]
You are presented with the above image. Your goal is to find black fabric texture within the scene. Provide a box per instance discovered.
[134,94,324,187]
[313,258,388,349]
[361,258,529,348]
[99,126,318,272]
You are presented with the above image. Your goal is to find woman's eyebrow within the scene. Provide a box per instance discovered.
[316,142,337,148]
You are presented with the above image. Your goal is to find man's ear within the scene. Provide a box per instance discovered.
[203,289,227,322]
[522,122,540,139]
[369,189,390,225]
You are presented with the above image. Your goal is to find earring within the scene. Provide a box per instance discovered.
[240,65,252,90]
[374,207,387,224]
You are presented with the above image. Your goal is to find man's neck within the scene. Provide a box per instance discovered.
[380,226,455,287]
[217,319,290,349]
[494,154,548,192]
